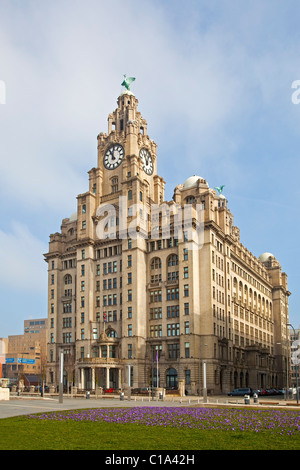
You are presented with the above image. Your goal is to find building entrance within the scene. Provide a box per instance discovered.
[166,368,178,388]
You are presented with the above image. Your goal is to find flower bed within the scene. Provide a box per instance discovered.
[27,406,300,436]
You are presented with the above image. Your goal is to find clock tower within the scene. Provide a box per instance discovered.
[91,89,165,208]
[85,85,165,389]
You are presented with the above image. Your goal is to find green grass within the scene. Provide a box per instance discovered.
[0,413,300,450]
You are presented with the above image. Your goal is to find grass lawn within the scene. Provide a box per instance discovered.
[0,406,300,450]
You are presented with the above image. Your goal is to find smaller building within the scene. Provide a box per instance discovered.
[0,338,8,378]
[5,318,48,383]
[288,325,300,389]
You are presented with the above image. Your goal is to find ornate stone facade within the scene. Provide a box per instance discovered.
[45,89,290,394]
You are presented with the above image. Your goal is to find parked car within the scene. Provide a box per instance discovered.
[228,388,253,396]
[104,388,117,393]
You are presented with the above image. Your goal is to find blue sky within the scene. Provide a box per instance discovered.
[0,0,299,337]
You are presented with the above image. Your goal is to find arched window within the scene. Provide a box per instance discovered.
[244,285,248,305]
[64,274,72,285]
[107,329,117,338]
[167,254,178,266]
[151,257,161,269]
[185,196,196,204]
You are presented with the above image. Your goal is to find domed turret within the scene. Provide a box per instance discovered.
[259,252,275,263]
[183,175,208,189]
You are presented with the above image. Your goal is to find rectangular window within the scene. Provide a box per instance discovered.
[150,307,162,319]
[93,328,98,340]
[101,345,107,358]
[184,284,189,297]
[150,325,162,337]
[167,305,179,318]
[184,303,189,315]
[128,344,132,359]
[167,271,178,281]
[128,307,132,318]
[167,323,180,336]
[184,321,190,334]
[184,267,189,278]
[128,324,132,337]
[168,343,180,359]
[167,288,179,300]
[150,290,162,303]
[128,290,132,301]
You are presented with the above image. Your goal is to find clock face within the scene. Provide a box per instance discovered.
[140,148,153,175]
[103,144,124,169]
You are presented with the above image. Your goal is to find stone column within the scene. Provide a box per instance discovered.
[118,368,122,390]
[92,367,95,390]
[106,367,110,389]
[81,368,85,390]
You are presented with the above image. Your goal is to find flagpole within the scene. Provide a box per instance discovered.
[103,311,106,334]
[156,350,159,389]
[151,347,154,400]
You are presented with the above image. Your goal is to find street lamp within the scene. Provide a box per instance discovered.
[287,323,299,405]
[59,350,64,404]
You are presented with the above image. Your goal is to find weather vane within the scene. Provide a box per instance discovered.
[121,74,136,91]
[214,185,225,196]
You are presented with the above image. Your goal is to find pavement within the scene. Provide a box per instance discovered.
[0,394,299,419]
[0,395,199,419]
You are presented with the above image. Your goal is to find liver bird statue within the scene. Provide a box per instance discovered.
[214,185,225,195]
[121,74,136,91]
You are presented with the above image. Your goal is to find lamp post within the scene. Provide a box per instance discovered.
[287,323,299,405]
[203,360,207,403]
[59,350,64,403]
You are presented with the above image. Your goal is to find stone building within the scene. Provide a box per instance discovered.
[44,86,290,395]
[5,319,47,382]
